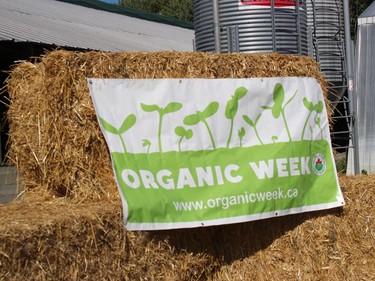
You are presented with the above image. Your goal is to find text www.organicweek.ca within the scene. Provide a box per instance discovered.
[173,187,298,211]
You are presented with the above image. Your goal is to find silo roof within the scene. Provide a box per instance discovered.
[358,2,375,25]
[0,0,194,52]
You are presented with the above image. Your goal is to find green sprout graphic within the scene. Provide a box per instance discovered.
[99,114,136,153]
[243,113,264,145]
[142,139,151,154]
[225,87,248,148]
[272,136,279,143]
[261,83,297,142]
[238,127,245,147]
[315,116,323,140]
[141,102,183,153]
[184,102,219,150]
[175,126,193,152]
[301,98,323,140]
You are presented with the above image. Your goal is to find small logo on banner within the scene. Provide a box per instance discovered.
[312,153,326,175]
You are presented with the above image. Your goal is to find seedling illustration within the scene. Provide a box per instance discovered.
[272,136,278,143]
[243,113,264,145]
[175,126,193,152]
[142,139,151,154]
[301,98,323,140]
[99,114,136,153]
[238,127,245,147]
[141,102,183,153]
[225,87,248,148]
[315,116,323,140]
[184,102,219,150]
[261,83,297,142]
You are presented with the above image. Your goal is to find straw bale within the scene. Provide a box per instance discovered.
[5,50,330,200]
[0,174,374,280]
[212,174,375,280]
[0,194,219,281]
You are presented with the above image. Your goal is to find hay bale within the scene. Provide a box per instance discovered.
[0,194,219,280]
[6,50,329,200]
[211,174,375,280]
[0,175,374,280]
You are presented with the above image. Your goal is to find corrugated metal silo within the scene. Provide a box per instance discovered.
[193,0,309,55]
[306,0,347,100]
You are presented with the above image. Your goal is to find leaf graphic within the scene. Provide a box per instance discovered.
[226,87,247,119]
[238,127,245,138]
[183,114,200,126]
[271,84,285,118]
[243,115,254,127]
[162,102,183,114]
[119,114,136,134]
[99,117,119,134]
[243,114,264,145]
[201,102,219,119]
[261,105,272,110]
[273,83,285,105]
[186,129,193,139]
[176,126,193,152]
[234,87,247,100]
[225,88,247,148]
[255,113,262,125]
[302,98,323,140]
[272,104,282,119]
[184,102,218,149]
[303,98,314,111]
[225,98,237,119]
[284,90,298,108]
[141,102,181,153]
[175,126,186,137]
[141,103,160,113]
[313,101,323,113]
[142,139,151,147]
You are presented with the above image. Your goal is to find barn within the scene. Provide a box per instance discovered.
[0,0,194,202]
[349,1,375,174]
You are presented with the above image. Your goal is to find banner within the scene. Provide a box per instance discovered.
[88,77,344,230]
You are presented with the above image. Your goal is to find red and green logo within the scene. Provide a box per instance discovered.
[312,153,326,175]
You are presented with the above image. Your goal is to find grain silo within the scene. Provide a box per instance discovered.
[193,0,359,173]
[194,0,308,55]
[306,0,347,101]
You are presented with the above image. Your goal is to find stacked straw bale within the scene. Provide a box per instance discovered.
[3,50,373,280]
[5,50,329,201]
[0,175,374,280]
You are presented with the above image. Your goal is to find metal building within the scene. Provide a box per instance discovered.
[347,1,375,174]
[0,0,195,163]
[0,0,195,202]
[0,0,194,52]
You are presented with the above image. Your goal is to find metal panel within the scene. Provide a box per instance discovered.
[0,0,194,52]
[306,0,346,87]
[0,166,21,204]
[193,1,216,52]
[194,0,308,55]
[353,22,375,174]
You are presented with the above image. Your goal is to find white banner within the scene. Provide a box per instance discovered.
[88,77,344,230]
